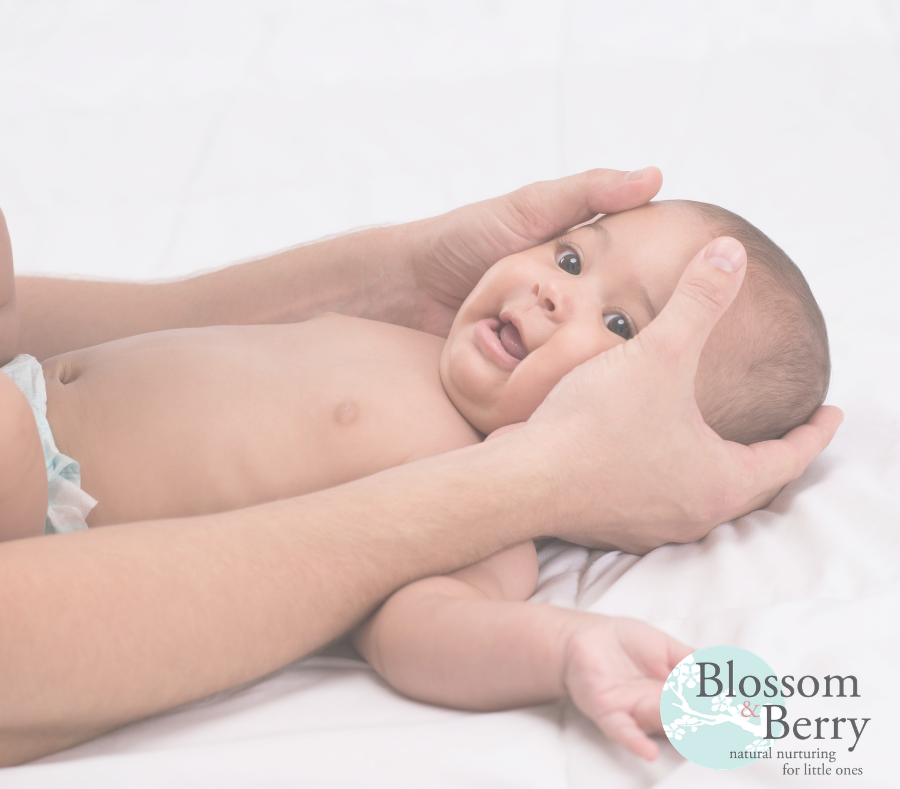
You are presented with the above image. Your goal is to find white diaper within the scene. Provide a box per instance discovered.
[1,354,97,534]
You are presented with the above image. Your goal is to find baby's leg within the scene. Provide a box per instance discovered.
[0,372,47,540]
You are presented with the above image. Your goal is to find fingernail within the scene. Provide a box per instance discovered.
[625,167,651,181]
[705,237,744,273]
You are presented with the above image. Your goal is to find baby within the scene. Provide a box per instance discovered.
[0,199,829,759]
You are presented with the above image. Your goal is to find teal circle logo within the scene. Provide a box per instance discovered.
[660,645,782,771]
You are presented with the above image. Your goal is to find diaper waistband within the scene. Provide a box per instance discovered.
[1,354,96,534]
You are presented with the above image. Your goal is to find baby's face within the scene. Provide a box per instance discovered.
[440,203,716,434]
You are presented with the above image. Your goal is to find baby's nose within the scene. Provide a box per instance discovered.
[533,280,574,321]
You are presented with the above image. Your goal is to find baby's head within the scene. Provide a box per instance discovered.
[440,200,829,444]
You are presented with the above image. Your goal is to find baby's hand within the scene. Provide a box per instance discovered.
[562,615,692,761]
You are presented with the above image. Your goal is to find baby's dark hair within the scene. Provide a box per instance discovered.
[674,201,830,445]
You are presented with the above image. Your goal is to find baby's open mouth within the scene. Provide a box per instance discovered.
[497,320,527,361]
[474,318,528,370]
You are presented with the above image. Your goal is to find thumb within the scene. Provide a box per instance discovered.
[640,236,747,376]
[483,422,527,443]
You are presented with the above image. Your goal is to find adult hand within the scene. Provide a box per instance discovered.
[399,168,662,336]
[511,236,842,553]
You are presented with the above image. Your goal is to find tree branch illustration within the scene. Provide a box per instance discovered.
[664,660,770,740]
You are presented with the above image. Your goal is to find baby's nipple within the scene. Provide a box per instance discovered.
[333,400,359,426]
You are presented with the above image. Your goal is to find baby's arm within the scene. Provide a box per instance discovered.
[352,542,691,761]
[0,374,47,541]
[0,209,44,541]
[0,208,19,365]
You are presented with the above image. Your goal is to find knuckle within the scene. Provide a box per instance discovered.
[503,184,551,239]
[680,276,726,313]
[692,503,721,532]
[689,480,740,527]
[715,496,740,524]
[635,325,687,376]
[635,325,672,362]
[717,483,753,523]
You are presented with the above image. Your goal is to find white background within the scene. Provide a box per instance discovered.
[1,1,897,428]
[1,2,898,787]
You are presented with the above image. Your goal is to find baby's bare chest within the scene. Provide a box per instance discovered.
[45,316,482,525]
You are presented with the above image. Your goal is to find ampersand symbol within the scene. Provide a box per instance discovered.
[740,701,760,718]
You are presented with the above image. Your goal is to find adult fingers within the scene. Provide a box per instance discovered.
[491,167,663,249]
[413,168,662,326]
[740,405,844,500]
[638,236,747,379]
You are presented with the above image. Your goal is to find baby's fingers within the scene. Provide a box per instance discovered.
[633,694,665,734]
[596,711,660,762]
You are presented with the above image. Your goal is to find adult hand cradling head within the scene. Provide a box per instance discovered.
[499,231,842,552]
[390,167,841,552]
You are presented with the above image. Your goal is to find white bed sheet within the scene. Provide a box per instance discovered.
[1,1,898,786]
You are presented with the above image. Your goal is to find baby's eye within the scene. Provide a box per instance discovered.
[557,251,581,275]
[604,313,633,340]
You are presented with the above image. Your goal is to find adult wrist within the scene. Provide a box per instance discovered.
[495,423,621,548]
[169,223,420,329]
[350,224,420,326]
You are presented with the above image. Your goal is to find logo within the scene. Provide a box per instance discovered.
[660,645,779,771]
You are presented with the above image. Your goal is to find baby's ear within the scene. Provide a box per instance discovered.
[484,422,527,442]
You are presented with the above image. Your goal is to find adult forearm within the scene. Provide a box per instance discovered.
[0,437,549,766]
[15,169,668,359]
[16,224,416,360]
[356,582,581,711]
